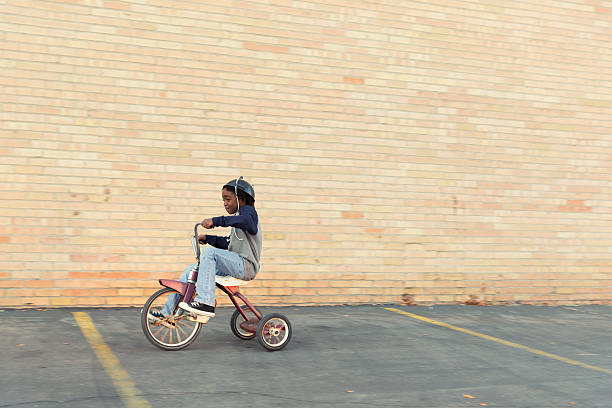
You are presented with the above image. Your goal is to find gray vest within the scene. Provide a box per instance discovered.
[228,222,262,280]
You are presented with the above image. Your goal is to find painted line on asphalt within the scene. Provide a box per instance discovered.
[385,307,612,376]
[73,312,151,408]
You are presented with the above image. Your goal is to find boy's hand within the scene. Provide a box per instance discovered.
[198,234,207,244]
[201,218,214,229]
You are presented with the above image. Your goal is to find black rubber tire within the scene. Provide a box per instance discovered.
[141,287,202,351]
[230,305,260,340]
[256,313,292,351]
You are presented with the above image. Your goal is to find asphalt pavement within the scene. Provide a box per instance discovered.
[1,304,611,408]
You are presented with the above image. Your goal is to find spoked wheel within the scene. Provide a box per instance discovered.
[257,313,292,351]
[230,305,261,340]
[141,287,202,351]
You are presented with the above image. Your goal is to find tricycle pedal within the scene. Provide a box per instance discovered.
[187,314,210,324]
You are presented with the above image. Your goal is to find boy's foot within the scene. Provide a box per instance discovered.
[179,301,215,317]
[148,310,166,321]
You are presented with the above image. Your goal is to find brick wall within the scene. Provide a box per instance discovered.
[1,0,611,307]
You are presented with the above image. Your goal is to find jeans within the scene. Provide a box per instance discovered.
[161,246,245,316]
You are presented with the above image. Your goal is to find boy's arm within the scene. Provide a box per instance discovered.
[211,206,258,235]
[201,234,230,249]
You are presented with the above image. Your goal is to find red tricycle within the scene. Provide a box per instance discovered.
[141,223,292,351]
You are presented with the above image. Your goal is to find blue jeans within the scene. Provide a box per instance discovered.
[161,246,245,316]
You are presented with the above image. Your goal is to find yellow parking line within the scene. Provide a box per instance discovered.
[385,307,612,376]
[73,312,151,408]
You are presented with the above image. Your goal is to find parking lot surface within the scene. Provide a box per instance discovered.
[2,304,611,407]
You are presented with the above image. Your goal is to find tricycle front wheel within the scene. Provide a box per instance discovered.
[141,287,202,351]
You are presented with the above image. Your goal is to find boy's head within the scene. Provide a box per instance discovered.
[222,177,255,214]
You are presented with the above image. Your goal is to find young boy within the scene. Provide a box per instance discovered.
[152,177,262,319]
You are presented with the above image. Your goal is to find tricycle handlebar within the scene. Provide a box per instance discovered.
[192,222,201,260]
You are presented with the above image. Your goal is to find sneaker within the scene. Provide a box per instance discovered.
[148,310,166,321]
[179,301,215,317]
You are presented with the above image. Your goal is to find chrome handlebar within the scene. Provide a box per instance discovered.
[192,222,201,261]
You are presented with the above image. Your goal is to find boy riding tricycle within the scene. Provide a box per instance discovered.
[140,178,291,351]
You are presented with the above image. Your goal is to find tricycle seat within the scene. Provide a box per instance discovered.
[215,275,250,287]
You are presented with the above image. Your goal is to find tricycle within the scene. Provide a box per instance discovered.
[141,223,292,351]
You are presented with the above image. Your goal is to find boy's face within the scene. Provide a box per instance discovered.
[222,188,239,214]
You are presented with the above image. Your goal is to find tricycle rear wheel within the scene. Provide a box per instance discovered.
[230,305,260,340]
[257,313,292,351]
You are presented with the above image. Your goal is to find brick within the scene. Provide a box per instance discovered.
[243,43,289,54]
[25,280,54,288]
[343,77,365,85]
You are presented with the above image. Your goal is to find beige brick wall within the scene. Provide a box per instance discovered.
[1,0,611,307]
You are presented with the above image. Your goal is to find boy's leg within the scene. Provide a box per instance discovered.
[193,246,245,307]
[158,264,192,316]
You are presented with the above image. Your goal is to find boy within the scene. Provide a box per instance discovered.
[152,177,261,319]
